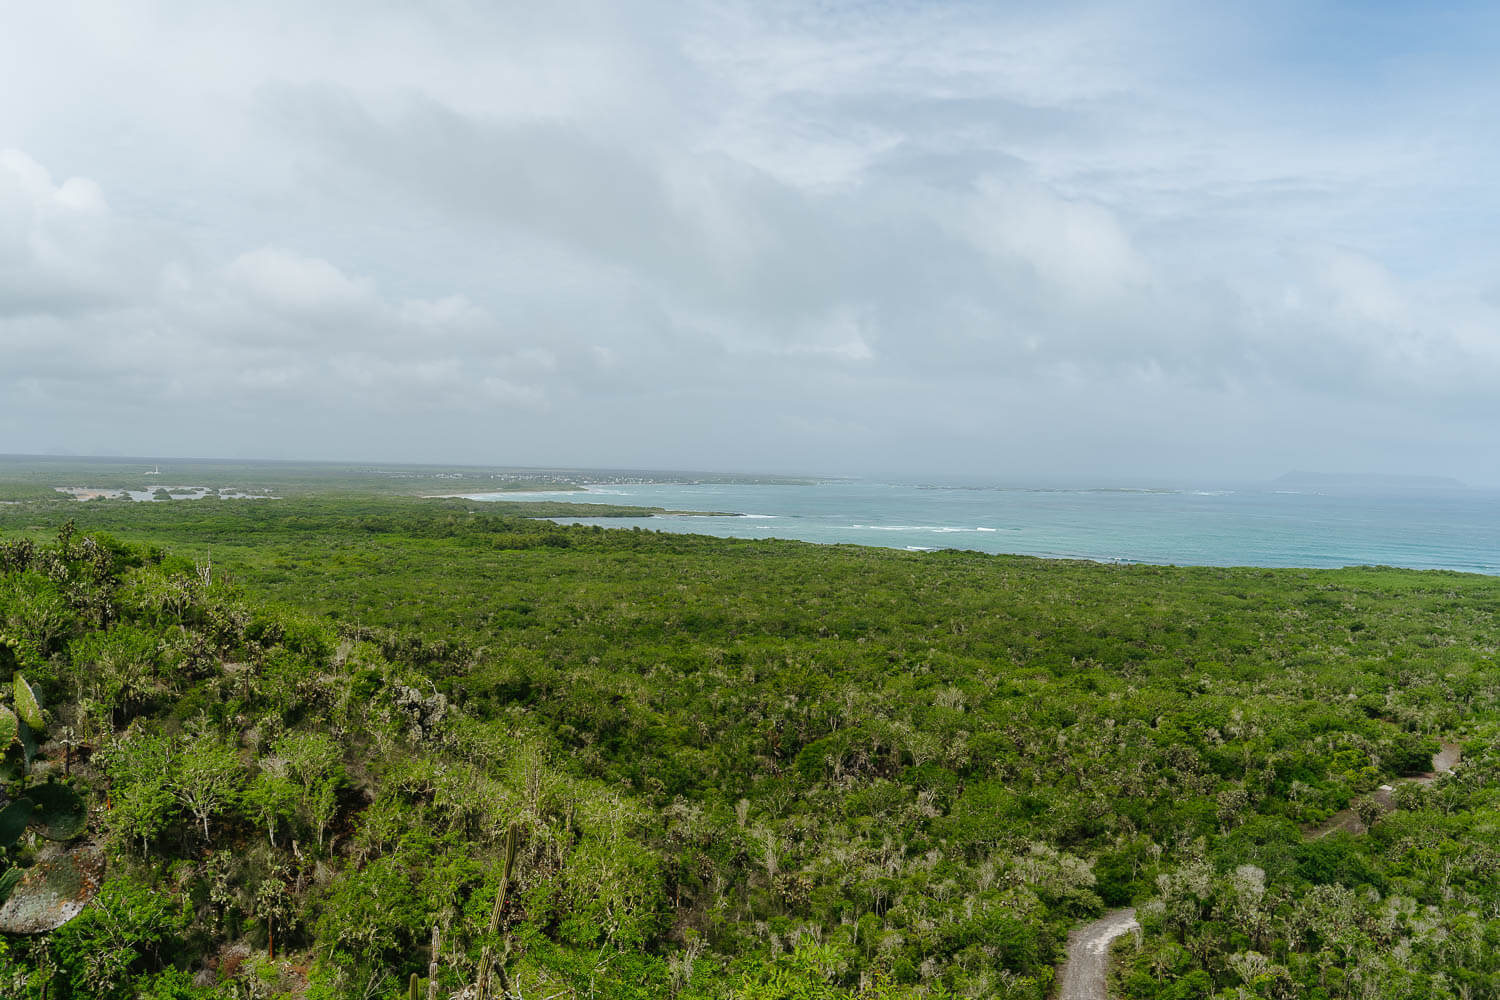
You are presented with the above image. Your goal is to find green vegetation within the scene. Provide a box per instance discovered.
[0,455,820,502]
[0,454,597,500]
[0,491,1497,998]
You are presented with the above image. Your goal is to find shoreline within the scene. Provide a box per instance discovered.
[421,488,587,499]
[530,514,1500,575]
[429,488,742,518]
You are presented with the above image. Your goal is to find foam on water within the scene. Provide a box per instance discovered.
[473,479,1500,574]
[452,490,592,500]
[851,524,1003,533]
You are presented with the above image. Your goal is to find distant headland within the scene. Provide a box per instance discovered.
[1274,470,1468,490]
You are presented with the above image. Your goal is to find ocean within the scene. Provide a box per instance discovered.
[460,480,1500,575]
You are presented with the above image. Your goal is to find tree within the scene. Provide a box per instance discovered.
[253,861,294,960]
[69,624,159,728]
[100,729,178,854]
[170,731,242,843]
[245,757,300,847]
[275,731,344,850]
[1353,794,1384,831]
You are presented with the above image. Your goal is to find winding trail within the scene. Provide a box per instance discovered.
[1056,908,1138,1000]
[1055,742,1461,998]
[1307,741,1461,839]
[1427,742,1462,779]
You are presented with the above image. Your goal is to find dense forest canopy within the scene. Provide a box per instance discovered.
[0,492,1496,999]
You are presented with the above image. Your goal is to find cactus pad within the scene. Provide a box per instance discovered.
[16,721,35,768]
[0,846,105,934]
[12,674,43,732]
[0,799,32,845]
[26,784,86,841]
[0,706,15,751]
[0,750,21,784]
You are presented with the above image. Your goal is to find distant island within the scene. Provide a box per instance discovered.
[1275,470,1468,489]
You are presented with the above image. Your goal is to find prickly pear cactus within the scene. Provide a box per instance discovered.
[0,668,100,931]
[0,846,105,934]
[25,784,86,841]
[12,674,44,732]
[15,719,36,770]
[0,798,32,846]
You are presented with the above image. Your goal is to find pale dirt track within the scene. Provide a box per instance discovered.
[1426,742,1461,779]
[1308,742,1461,839]
[1056,908,1138,1000]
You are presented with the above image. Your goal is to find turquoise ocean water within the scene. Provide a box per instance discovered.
[461,481,1500,575]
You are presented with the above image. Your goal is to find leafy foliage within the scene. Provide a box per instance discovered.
[0,498,1496,998]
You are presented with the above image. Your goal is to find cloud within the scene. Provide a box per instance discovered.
[2,1,1499,479]
[960,176,1148,302]
[226,248,375,318]
[0,150,129,316]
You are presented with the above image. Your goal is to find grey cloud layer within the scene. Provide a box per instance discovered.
[2,0,1497,480]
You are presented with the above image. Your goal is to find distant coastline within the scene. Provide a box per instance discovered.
[1274,470,1468,490]
[458,479,1500,575]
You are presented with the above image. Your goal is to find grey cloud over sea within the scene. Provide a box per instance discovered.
[3,0,1499,481]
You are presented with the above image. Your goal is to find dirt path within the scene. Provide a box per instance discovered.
[1307,742,1461,839]
[1423,742,1461,781]
[1056,908,1138,1000]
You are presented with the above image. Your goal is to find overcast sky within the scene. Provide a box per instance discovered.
[3,1,1499,483]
